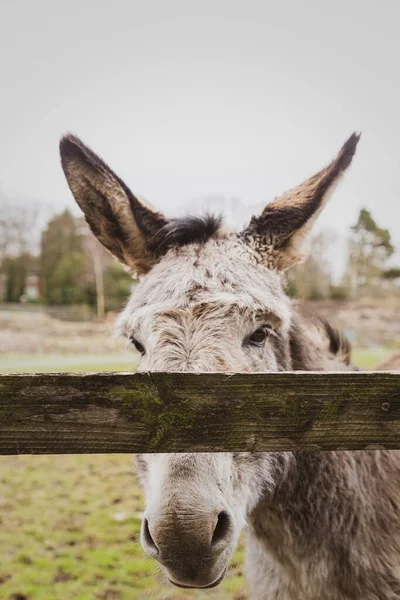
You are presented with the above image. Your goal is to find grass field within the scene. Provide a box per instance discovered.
[0,347,392,599]
[0,454,246,600]
[351,347,393,369]
[0,352,247,600]
[0,352,138,374]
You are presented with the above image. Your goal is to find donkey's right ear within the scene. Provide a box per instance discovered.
[60,135,168,275]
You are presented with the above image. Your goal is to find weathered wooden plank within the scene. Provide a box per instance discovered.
[0,371,399,455]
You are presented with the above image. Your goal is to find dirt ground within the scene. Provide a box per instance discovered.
[295,297,400,348]
[0,310,124,355]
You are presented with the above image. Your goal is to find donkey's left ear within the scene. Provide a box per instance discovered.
[242,133,360,270]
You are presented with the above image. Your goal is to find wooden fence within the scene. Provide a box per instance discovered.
[1,371,399,455]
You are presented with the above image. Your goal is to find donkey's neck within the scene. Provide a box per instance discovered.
[245,311,365,596]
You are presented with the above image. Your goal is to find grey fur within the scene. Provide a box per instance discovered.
[60,132,400,599]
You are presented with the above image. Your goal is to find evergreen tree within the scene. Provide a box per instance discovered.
[2,253,35,302]
[103,262,134,311]
[345,208,394,296]
[39,209,133,312]
[40,210,87,305]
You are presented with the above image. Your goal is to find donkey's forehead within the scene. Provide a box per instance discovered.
[117,236,290,333]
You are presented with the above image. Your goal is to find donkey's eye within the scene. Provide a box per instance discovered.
[248,325,272,347]
[131,338,145,355]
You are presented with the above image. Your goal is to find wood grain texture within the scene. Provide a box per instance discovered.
[0,371,399,455]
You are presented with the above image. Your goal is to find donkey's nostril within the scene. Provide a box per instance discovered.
[142,518,158,555]
[211,511,232,546]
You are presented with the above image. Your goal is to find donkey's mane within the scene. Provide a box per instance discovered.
[149,214,224,255]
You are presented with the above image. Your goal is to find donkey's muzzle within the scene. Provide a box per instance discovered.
[140,508,234,588]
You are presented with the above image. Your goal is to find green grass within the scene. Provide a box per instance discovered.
[0,454,246,600]
[0,354,246,600]
[352,347,393,370]
[0,353,138,374]
[0,347,391,599]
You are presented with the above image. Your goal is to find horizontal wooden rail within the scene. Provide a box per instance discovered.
[0,371,399,455]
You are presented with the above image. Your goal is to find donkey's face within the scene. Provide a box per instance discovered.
[60,132,359,588]
[116,238,293,588]
[118,237,291,373]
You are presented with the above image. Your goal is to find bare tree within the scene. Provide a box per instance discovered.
[0,193,42,263]
[287,230,336,299]
[344,208,395,298]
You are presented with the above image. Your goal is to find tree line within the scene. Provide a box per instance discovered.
[0,206,132,317]
[0,199,399,316]
[288,208,399,300]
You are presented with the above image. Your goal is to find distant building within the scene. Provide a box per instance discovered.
[0,269,41,303]
[24,274,40,300]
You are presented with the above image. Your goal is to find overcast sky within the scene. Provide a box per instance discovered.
[1,0,399,257]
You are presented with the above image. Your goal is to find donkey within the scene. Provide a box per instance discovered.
[60,133,400,600]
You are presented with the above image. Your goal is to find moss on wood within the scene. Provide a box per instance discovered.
[0,371,399,454]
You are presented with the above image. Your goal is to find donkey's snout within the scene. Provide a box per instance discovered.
[142,509,233,554]
[141,508,235,588]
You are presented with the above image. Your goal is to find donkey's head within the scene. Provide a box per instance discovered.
[60,133,359,588]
